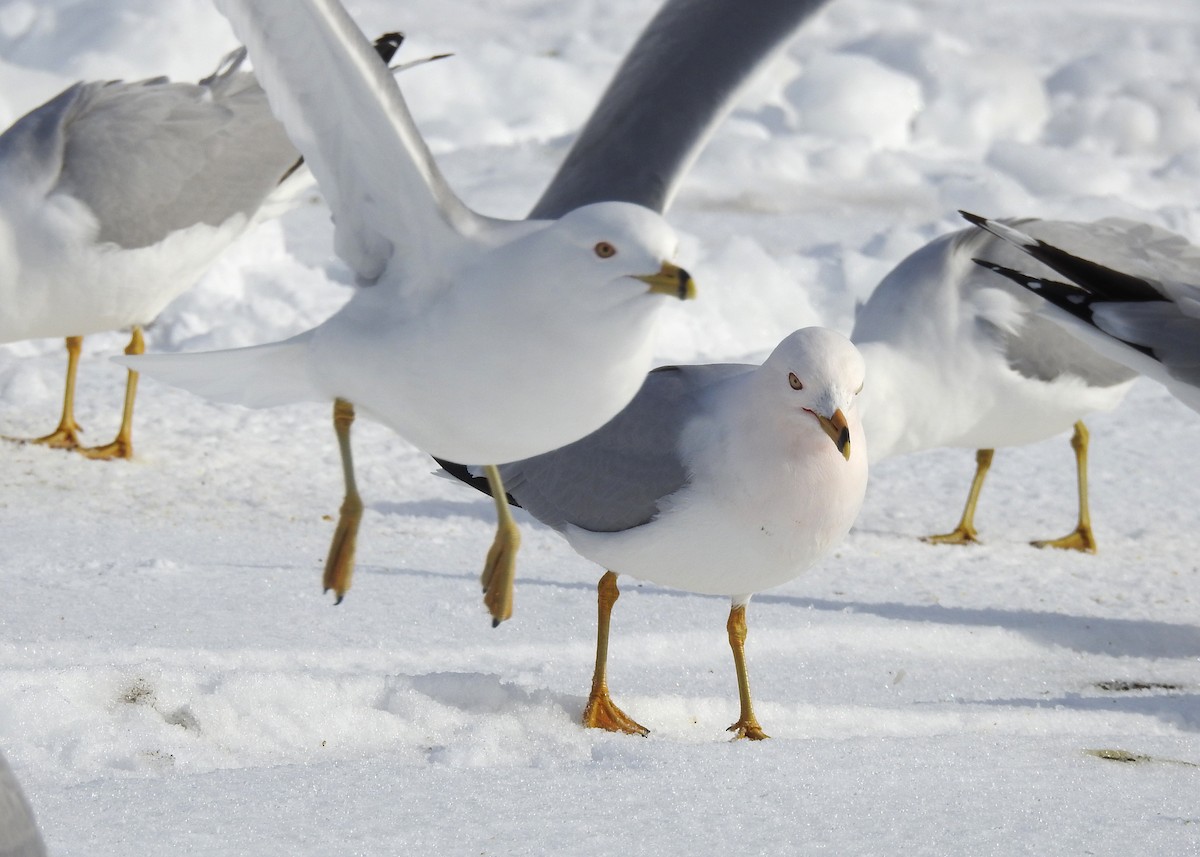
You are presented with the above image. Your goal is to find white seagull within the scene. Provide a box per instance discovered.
[0,47,301,459]
[441,327,867,739]
[962,211,1200,415]
[126,0,699,625]
[0,749,46,857]
[851,219,1142,551]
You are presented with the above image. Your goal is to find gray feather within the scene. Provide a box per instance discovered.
[530,0,831,218]
[41,52,297,249]
[499,362,753,533]
[974,221,1140,387]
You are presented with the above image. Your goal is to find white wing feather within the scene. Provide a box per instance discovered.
[214,0,484,282]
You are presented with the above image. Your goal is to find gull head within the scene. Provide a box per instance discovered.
[526,201,696,310]
[759,327,866,461]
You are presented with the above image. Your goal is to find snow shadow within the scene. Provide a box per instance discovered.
[756,594,1200,659]
[975,691,1200,733]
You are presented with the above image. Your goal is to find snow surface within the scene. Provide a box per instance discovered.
[1,0,1199,854]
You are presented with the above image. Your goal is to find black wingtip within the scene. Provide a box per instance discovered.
[959,210,988,228]
[373,31,405,64]
[435,458,523,509]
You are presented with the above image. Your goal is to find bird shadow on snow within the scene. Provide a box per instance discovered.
[364,554,1200,661]
[370,497,506,525]
[754,593,1200,660]
[975,691,1200,733]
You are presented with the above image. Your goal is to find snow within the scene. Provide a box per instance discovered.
[1,0,1198,854]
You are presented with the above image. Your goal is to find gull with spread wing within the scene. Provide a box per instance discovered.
[126,0,698,625]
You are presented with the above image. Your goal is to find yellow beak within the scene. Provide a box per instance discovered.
[634,261,697,301]
[815,408,852,461]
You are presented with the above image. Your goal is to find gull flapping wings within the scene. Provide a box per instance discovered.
[214,0,485,285]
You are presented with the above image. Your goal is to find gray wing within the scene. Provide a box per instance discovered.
[966,213,1200,411]
[499,362,754,533]
[972,220,1140,388]
[0,750,47,857]
[530,0,831,218]
[53,52,298,250]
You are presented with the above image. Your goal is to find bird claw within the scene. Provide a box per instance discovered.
[1032,526,1097,554]
[922,526,981,546]
[76,438,133,460]
[481,529,518,625]
[583,691,649,736]
[12,424,83,450]
[322,495,363,602]
[727,719,770,741]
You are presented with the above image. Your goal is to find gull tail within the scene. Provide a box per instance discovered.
[117,333,323,408]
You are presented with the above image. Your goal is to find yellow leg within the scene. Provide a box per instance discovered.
[480,464,521,626]
[726,602,769,741]
[924,448,994,546]
[19,336,85,449]
[79,326,143,460]
[582,571,648,736]
[322,399,363,603]
[1032,421,1097,553]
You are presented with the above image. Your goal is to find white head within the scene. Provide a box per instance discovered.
[757,327,867,462]
[510,201,696,316]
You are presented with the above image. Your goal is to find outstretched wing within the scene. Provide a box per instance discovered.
[215,0,484,282]
[531,0,831,218]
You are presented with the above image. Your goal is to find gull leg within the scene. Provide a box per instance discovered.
[1032,422,1097,553]
[582,571,648,736]
[79,326,143,460]
[322,399,363,603]
[480,464,520,626]
[18,336,85,449]
[924,448,994,546]
[726,601,769,741]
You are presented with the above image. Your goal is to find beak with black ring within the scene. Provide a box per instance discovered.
[634,261,697,301]
[811,408,852,460]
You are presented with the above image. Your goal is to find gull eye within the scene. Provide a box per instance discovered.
[855,382,864,395]
[788,372,803,390]
[594,241,617,259]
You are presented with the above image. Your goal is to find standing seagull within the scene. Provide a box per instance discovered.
[961,212,1200,415]
[0,48,301,459]
[127,0,699,626]
[851,221,1140,551]
[442,328,866,739]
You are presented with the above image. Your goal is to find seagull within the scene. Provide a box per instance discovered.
[0,749,47,857]
[850,219,1141,551]
[125,0,699,626]
[0,46,302,460]
[441,327,867,739]
[961,212,1200,415]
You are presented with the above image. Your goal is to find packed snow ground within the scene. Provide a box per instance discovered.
[1,0,1199,854]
